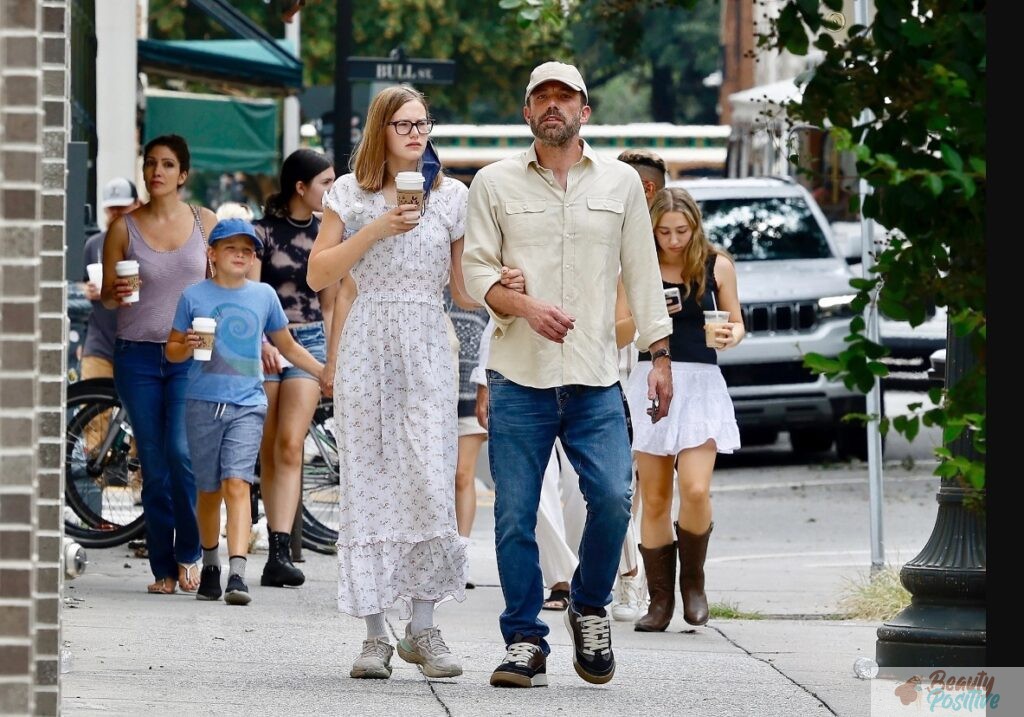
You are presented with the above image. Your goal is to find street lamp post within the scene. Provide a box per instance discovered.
[875,320,986,667]
[332,0,353,170]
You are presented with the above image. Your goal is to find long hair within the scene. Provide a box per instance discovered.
[264,148,333,218]
[649,187,731,302]
[351,85,443,193]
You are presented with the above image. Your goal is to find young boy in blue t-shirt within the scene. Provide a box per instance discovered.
[166,218,324,605]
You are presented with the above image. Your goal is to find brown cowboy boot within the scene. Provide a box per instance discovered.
[634,542,676,632]
[675,522,713,626]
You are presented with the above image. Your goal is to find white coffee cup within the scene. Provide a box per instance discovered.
[115,260,140,303]
[86,263,103,288]
[395,171,425,214]
[192,317,217,361]
[703,310,732,348]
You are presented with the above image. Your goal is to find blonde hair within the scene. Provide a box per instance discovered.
[215,201,254,221]
[351,86,443,194]
[649,187,731,302]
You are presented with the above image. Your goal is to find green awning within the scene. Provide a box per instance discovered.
[143,90,279,175]
[138,38,302,91]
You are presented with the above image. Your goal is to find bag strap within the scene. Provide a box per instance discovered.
[191,204,214,278]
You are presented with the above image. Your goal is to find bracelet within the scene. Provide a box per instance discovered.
[650,348,671,365]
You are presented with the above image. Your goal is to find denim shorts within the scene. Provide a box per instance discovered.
[264,322,327,383]
[185,399,267,493]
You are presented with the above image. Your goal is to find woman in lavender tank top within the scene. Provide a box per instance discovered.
[100,134,218,595]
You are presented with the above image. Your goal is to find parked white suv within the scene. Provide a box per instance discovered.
[667,176,872,459]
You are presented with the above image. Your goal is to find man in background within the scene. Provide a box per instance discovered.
[617,148,667,208]
[81,177,141,380]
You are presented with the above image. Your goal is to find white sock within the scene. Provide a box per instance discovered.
[365,613,388,640]
[410,599,434,634]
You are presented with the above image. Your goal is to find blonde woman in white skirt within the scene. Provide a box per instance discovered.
[620,187,744,632]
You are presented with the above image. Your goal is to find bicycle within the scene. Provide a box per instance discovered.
[64,378,344,553]
[64,377,146,547]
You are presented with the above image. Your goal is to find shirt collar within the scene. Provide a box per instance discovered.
[522,138,597,169]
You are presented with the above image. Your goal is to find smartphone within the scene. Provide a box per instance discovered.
[664,287,682,313]
[646,396,659,422]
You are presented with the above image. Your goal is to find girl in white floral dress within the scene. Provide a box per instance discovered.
[308,86,477,680]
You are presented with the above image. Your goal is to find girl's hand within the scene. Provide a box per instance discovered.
[373,204,421,239]
[499,266,526,293]
[714,322,746,350]
[321,353,337,398]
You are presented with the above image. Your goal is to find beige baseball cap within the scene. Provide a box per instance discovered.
[524,61,588,105]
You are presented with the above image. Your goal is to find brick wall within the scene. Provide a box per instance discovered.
[0,1,69,714]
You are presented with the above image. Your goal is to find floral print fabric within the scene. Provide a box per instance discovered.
[323,173,469,616]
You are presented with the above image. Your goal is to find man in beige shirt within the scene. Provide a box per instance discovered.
[463,61,673,689]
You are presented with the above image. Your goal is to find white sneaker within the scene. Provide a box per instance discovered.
[610,574,645,622]
[397,624,463,678]
[350,637,394,679]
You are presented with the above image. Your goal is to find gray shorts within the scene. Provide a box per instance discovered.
[185,399,267,493]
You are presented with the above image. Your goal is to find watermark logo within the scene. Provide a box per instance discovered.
[871,667,1014,715]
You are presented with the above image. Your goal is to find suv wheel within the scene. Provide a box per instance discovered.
[790,428,834,455]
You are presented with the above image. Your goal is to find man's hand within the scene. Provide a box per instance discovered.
[523,297,575,344]
[647,361,673,423]
[83,281,101,301]
[261,342,283,376]
[475,384,489,429]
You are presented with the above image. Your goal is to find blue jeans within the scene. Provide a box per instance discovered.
[114,340,200,580]
[487,371,633,652]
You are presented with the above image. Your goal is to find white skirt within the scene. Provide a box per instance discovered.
[625,361,741,456]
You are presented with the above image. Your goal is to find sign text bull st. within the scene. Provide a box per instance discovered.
[347,56,455,85]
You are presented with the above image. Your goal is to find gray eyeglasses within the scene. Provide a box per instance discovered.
[387,119,435,136]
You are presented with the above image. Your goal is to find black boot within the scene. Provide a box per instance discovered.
[261,531,306,587]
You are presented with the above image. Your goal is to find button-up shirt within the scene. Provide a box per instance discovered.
[463,140,671,389]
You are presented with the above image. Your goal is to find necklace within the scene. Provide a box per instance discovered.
[285,214,314,229]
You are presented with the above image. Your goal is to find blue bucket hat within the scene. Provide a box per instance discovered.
[208,217,263,252]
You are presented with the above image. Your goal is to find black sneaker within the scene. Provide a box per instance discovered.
[224,574,251,606]
[196,565,222,601]
[564,601,615,684]
[489,635,547,688]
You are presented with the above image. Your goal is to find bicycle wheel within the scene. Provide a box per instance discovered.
[301,399,340,554]
[64,378,146,548]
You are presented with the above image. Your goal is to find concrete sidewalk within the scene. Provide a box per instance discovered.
[61,460,940,715]
[61,546,876,716]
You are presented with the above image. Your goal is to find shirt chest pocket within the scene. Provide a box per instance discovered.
[586,196,625,245]
[503,200,548,246]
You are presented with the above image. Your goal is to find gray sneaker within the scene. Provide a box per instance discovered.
[396,624,463,678]
[350,637,394,679]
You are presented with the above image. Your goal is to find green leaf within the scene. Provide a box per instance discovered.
[519,7,541,21]
[955,173,977,199]
[940,144,964,171]
[498,0,522,9]
[926,174,944,196]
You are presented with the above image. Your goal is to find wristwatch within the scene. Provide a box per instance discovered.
[650,348,671,365]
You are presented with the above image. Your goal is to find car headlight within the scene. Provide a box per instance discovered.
[817,294,856,319]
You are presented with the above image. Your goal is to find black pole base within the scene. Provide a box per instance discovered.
[877,601,986,669]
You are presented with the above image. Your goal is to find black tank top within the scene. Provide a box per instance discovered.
[638,255,719,365]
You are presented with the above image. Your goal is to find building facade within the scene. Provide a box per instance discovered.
[0,1,70,713]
